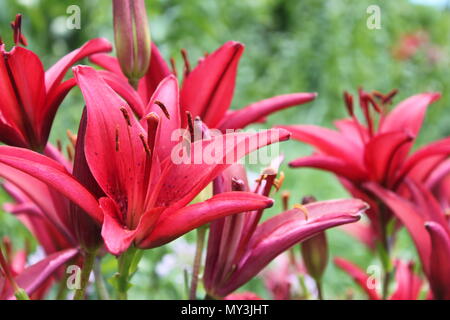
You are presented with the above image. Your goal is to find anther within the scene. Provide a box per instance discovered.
[66,130,77,148]
[343,91,354,117]
[10,14,27,46]
[139,133,151,156]
[294,203,309,220]
[66,144,74,162]
[186,111,195,142]
[154,100,171,119]
[181,48,191,76]
[231,177,246,192]
[115,126,120,152]
[281,191,290,211]
[382,89,399,105]
[120,107,132,126]
[301,195,317,205]
[273,171,285,191]
[56,139,62,152]
[170,57,178,78]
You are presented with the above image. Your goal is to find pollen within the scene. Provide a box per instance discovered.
[293,203,309,220]
[273,171,285,191]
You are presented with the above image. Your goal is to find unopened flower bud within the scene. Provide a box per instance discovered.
[113,0,151,86]
[301,231,329,282]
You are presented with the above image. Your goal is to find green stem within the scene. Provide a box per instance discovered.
[73,250,97,300]
[189,226,207,300]
[55,273,69,300]
[316,278,324,300]
[377,203,393,300]
[94,257,110,300]
[116,246,138,300]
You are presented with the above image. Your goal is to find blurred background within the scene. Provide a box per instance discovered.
[0,0,449,299]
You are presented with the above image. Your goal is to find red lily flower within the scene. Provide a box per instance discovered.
[90,41,316,129]
[278,89,450,244]
[335,258,423,300]
[0,15,112,151]
[72,65,290,255]
[224,292,262,300]
[0,244,77,300]
[0,110,104,253]
[366,180,450,300]
[203,162,368,298]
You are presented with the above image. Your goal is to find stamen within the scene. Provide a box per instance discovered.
[115,126,120,152]
[294,203,309,220]
[231,177,245,191]
[382,89,398,105]
[273,171,285,191]
[10,14,27,46]
[120,107,132,126]
[281,191,290,211]
[365,93,382,113]
[66,144,74,162]
[301,195,317,205]
[139,133,151,155]
[181,48,191,76]
[170,57,178,77]
[358,88,374,137]
[145,112,160,152]
[56,139,62,152]
[343,91,354,117]
[186,111,195,143]
[66,130,77,148]
[154,100,171,119]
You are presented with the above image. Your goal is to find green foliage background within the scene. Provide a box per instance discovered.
[0,0,449,299]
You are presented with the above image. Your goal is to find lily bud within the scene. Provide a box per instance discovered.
[300,195,329,282]
[301,231,329,282]
[113,0,151,86]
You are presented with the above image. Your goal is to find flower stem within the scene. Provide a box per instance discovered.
[73,250,97,300]
[316,279,324,300]
[116,246,138,300]
[189,226,207,300]
[94,257,110,300]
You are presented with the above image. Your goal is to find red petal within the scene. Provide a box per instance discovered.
[100,197,138,255]
[73,65,147,222]
[138,43,172,104]
[363,131,413,184]
[0,146,103,224]
[279,125,365,171]
[154,128,290,209]
[364,182,431,273]
[218,93,317,130]
[216,199,367,296]
[425,222,450,300]
[289,154,366,181]
[144,75,181,160]
[334,257,380,300]
[3,248,78,300]
[181,41,244,127]
[139,191,273,249]
[98,70,145,117]
[389,260,422,300]
[380,92,441,136]
[45,38,112,96]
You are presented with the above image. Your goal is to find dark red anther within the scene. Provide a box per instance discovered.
[154,100,170,120]
[10,14,27,46]
[231,177,245,192]
[139,133,151,156]
[170,57,178,78]
[115,126,120,152]
[365,93,382,113]
[301,195,317,205]
[181,48,191,77]
[119,107,132,126]
[186,111,195,143]
[56,139,63,152]
[343,91,354,117]
[382,89,399,105]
